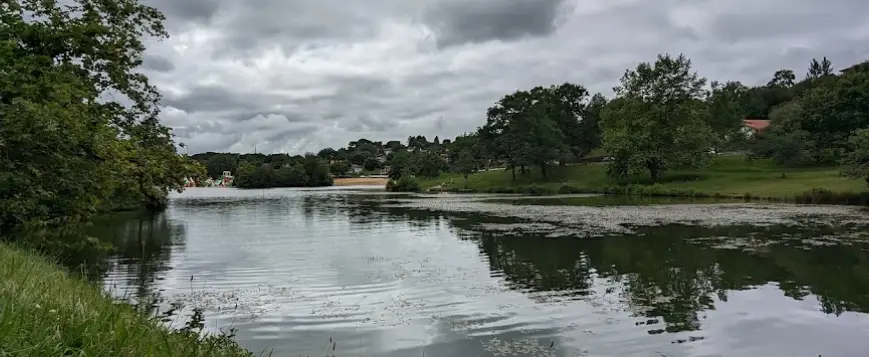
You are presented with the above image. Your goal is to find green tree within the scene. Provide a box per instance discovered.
[275,164,307,187]
[806,57,834,80]
[479,88,569,179]
[543,83,595,163]
[386,151,411,179]
[205,154,238,178]
[795,69,869,161]
[330,161,350,177]
[749,129,814,167]
[317,148,337,160]
[769,69,796,88]
[302,154,332,186]
[706,81,749,142]
[601,54,715,182]
[362,156,380,171]
[577,93,606,158]
[839,129,869,186]
[0,0,193,244]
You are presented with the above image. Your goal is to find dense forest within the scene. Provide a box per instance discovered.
[203,55,869,191]
[1,0,204,250]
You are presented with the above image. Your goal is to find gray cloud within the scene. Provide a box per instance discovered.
[142,54,175,72]
[423,0,571,48]
[135,0,869,154]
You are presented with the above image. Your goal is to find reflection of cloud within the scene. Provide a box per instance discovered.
[97,189,869,356]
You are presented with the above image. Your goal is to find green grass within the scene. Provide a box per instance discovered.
[419,155,867,198]
[0,243,260,357]
[482,195,746,207]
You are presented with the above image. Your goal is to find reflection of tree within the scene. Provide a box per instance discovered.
[337,195,869,335]
[459,221,869,334]
[89,212,185,313]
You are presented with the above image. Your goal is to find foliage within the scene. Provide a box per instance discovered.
[601,54,716,182]
[330,161,350,177]
[839,129,869,185]
[749,129,814,166]
[385,175,421,192]
[233,155,332,189]
[386,150,446,179]
[706,81,749,141]
[449,134,482,187]
[0,0,196,248]
[478,83,600,179]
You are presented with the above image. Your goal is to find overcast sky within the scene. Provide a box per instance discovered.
[137,0,869,155]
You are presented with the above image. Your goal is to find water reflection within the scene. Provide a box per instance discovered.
[90,189,869,357]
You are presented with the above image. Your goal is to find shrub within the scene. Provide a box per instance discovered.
[386,176,421,192]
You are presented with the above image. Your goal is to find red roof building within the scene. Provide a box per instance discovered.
[743,119,770,132]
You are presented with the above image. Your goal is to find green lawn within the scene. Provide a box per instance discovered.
[0,244,259,357]
[420,155,867,198]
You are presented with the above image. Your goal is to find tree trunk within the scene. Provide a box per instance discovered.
[540,163,548,180]
[511,166,516,181]
[520,165,526,174]
[647,161,659,183]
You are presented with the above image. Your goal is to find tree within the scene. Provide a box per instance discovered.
[769,69,796,87]
[302,154,332,186]
[479,88,569,179]
[0,0,194,244]
[330,161,350,177]
[840,129,869,186]
[349,151,368,166]
[387,151,411,179]
[450,135,480,188]
[385,140,403,150]
[706,81,749,142]
[807,57,834,80]
[576,93,606,158]
[205,154,238,178]
[542,83,595,162]
[795,69,869,162]
[362,156,379,171]
[317,148,337,160]
[275,164,307,187]
[750,129,814,167]
[601,54,715,182]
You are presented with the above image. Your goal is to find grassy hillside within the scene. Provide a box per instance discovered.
[419,155,866,198]
[0,244,258,357]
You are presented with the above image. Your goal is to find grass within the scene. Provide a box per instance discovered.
[482,195,746,207]
[0,243,260,357]
[419,155,868,199]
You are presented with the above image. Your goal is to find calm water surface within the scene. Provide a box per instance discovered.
[92,188,869,357]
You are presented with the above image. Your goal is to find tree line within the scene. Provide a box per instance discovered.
[204,52,869,192]
[1,0,204,250]
[191,152,333,189]
[271,54,869,190]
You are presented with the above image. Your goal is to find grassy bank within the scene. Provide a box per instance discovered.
[418,155,868,201]
[0,244,258,357]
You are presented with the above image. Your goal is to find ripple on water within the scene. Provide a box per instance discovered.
[99,190,869,357]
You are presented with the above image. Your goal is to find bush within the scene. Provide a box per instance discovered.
[793,188,869,205]
[386,176,421,192]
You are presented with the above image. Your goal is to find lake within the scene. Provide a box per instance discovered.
[90,187,869,357]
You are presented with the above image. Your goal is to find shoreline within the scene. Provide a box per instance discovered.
[0,244,258,357]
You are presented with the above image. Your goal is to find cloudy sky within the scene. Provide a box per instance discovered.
[138,0,869,155]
